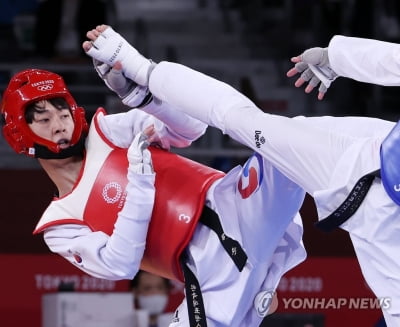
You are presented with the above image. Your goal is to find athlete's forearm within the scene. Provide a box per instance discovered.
[104,170,155,278]
[329,35,400,86]
[100,106,205,150]
[44,171,155,280]
[140,99,207,148]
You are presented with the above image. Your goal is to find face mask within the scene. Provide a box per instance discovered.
[137,294,168,315]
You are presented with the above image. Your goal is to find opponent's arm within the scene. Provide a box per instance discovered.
[43,129,155,280]
[287,35,400,99]
[139,99,208,148]
[327,35,400,86]
[99,105,206,150]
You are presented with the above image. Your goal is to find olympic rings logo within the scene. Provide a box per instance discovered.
[37,84,54,91]
[102,182,123,204]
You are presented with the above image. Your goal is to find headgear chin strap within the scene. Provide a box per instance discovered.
[33,135,87,159]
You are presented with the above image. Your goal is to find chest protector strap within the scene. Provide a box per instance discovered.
[315,170,379,232]
[316,121,400,232]
[84,146,224,282]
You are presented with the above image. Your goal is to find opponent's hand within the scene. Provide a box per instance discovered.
[83,25,154,86]
[286,47,338,100]
[128,125,155,174]
[92,59,153,108]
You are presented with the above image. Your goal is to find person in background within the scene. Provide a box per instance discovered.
[131,270,174,327]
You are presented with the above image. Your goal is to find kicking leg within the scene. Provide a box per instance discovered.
[149,62,357,195]
[84,25,358,195]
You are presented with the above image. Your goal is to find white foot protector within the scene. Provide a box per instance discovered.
[86,26,152,86]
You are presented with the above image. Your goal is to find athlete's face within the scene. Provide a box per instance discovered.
[28,100,74,149]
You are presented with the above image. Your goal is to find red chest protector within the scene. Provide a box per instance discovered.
[34,110,224,282]
[88,146,224,281]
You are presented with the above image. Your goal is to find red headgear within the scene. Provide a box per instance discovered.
[1,69,88,156]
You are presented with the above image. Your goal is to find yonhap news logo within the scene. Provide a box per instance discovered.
[253,291,391,317]
[281,297,391,310]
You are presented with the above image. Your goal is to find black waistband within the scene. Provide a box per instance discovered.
[180,206,248,326]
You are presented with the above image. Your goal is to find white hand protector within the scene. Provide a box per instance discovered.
[92,59,153,108]
[86,26,154,86]
[128,131,154,174]
[295,47,338,92]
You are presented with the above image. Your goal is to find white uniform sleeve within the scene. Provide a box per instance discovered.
[140,97,207,143]
[99,103,206,150]
[329,35,400,86]
[44,170,155,280]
